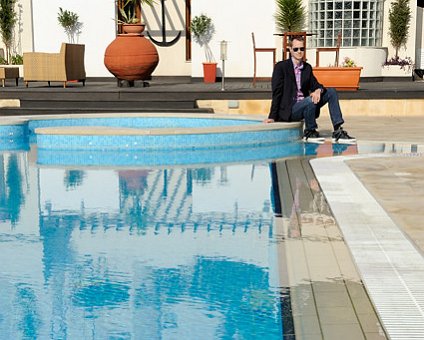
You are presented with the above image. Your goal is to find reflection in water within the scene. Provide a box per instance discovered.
[0,153,25,225]
[0,147,286,339]
[304,141,358,158]
[64,170,85,189]
[15,284,41,339]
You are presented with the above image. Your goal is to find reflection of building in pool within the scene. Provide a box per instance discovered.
[270,159,337,238]
[125,256,282,339]
[0,153,27,225]
[32,163,285,338]
[39,165,274,233]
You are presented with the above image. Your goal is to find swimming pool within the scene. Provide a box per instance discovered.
[0,146,292,339]
[0,114,303,339]
[0,114,381,338]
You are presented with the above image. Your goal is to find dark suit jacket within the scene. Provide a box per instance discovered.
[268,58,325,122]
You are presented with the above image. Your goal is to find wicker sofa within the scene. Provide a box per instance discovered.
[23,43,86,88]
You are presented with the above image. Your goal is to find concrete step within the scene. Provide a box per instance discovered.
[19,100,196,109]
[0,107,213,116]
[0,89,271,101]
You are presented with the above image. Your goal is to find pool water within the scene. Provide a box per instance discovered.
[0,147,291,339]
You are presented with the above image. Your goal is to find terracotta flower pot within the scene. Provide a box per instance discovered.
[203,62,217,83]
[104,34,159,81]
[313,67,363,91]
[122,23,145,35]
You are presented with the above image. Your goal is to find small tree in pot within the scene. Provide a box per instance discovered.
[388,0,411,58]
[0,0,17,64]
[57,8,83,43]
[190,14,216,83]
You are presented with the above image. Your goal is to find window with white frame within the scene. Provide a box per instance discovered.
[309,0,384,47]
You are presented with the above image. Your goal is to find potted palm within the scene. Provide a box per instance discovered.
[117,0,153,34]
[275,0,306,32]
[190,14,216,83]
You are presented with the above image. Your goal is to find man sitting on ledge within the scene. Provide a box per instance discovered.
[264,35,356,144]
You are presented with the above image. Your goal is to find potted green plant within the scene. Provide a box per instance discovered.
[275,0,306,32]
[117,0,155,34]
[57,7,82,43]
[190,14,216,83]
[381,0,413,77]
[389,0,411,59]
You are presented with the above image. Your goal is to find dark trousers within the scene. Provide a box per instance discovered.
[290,88,344,131]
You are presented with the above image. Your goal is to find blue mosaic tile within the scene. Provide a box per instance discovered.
[0,137,30,151]
[36,127,300,151]
[0,123,28,138]
[37,141,304,167]
[0,123,30,151]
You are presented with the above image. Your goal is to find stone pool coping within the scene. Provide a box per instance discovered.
[0,118,26,126]
[34,122,300,136]
[30,113,300,136]
[311,152,424,339]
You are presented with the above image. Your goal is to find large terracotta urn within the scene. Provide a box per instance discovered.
[104,34,159,82]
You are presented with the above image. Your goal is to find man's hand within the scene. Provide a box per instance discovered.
[310,89,321,104]
[263,118,275,123]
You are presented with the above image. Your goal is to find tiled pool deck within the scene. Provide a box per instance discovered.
[2,79,424,339]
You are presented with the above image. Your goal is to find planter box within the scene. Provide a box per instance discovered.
[313,67,362,91]
[1,64,23,76]
[381,65,412,77]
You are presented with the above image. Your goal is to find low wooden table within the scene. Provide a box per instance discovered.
[0,67,19,87]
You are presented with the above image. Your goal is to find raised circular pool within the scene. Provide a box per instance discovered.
[1,113,303,166]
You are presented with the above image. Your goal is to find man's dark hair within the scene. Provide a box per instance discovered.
[288,36,304,47]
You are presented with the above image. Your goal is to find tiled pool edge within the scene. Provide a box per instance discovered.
[311,154,424,340]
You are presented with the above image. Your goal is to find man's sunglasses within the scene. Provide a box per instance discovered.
[292,47,305,52]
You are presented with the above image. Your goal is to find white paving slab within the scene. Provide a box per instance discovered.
[311,154,424,340]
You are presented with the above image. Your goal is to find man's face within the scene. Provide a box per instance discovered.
[289,39,305,63]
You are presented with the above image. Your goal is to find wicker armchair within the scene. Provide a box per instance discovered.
[23,43,86,88]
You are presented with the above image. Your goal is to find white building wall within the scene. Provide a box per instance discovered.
[143,0,191,76]
[415,6,424,68]
[16,0,34,54]
[191,0,277,78]
[19,0,424,77]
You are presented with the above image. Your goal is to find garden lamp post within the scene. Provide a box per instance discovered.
[220,40,228,91]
